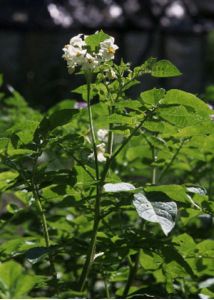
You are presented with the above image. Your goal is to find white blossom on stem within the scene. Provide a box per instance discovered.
[63,32,119,74]
[97,129,108,142]
[82,53,99,71]
[98,37,119,61]
[88,143,106,163]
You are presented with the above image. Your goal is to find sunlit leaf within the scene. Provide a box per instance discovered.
[103,182,136,193]
[133,193,177,235]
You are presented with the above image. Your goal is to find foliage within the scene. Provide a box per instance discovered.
[0,31,214,299]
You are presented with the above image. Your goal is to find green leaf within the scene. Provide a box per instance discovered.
[6,87,28,108]
[151,60,182,78]
[85,30,110,51]
[205,85,214,102]
[7,119,39,136]
[0,171,18,191]
[174,123,214,138]
[140,88,166,107]
[140,250,163,270]
[199,288,214,299]
[144,185,189,203]
[162,89,211,116]
[35,109,78,140]
[172,233,196,255]
[48,99,76,113]
[0,261,40,298]
[6,148,35,156]
[133,193,177,235]
[114,100,142,111]
[0,138,9,151]
[0,74,3,87]
[48,109,78,129]
[159,105,197,128]
[107,113,139,126]
[143,120,165,132]
[73,83,102,101]
[0,238,43,259]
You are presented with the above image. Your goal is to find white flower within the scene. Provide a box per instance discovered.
[63,33,119,74]
[62,44,87,73]
[69,34,86,48]
[98,37,118,61]
[82,53,99,71]
[88,143,106,162]
[63,34,99,73]
[97,129,108,142]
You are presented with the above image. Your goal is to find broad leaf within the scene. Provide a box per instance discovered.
[0,171,18,191]
[140,88,166,107]
[144,185,189,203]
[151,60,182,78]
[85,30,110,51]
[133,193,177,235]
[34,109,78,140]
[162,90,211,116]
[103,182,136,193]
[0,261,41,298]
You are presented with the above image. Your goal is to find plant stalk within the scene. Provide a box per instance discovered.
[78,76,101,291]
[122,252,140,298]
[31,156,59,296]
[152,146,157,185]
[158,139,185,182]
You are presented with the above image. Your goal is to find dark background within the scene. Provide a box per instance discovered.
[1,0,214,109]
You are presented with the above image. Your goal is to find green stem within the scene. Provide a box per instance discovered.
[31,155,59,296]
[86,77,99,181]
[111,107,157,162]
[158,139,185,182]
[107,105,115,158]
[100,107,156,183]
[152,146,157,185]
[78,76,101,291]
[78,216,100,291]
[104,276,110,299]
[79,87,157,292]
[122,252,140,298]
[71,153,95,180]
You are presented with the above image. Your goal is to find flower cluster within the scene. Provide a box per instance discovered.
[62,33,118,73]
[88,129,108,163]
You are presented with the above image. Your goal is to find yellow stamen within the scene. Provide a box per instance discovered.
[108,47,115,54]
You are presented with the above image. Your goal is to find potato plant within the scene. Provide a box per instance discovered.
[0,31,213,299]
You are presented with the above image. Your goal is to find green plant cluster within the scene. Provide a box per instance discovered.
[0,31,214,299]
